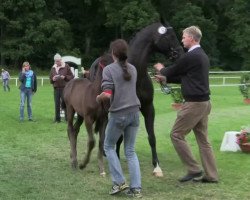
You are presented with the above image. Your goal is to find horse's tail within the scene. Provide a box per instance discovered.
[94,106,109,134]
[61,86,67,111]
[62,80,74,108]
[61,81,73,121]
[61,99,66,110]
[94,118,101,134]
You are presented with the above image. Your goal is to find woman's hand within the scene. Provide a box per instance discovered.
[96,92,111,103]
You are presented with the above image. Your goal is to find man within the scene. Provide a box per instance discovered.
[1,68,10,92]
[154,26,218,183]
[19,62,37,122]
[49,53,74,123]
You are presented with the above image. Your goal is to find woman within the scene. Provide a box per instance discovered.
[19,62,37,122]
[97,39,142,198]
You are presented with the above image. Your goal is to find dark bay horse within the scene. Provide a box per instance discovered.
[89,21,184,177]
[63,54,112,176]
[128,22,183,176]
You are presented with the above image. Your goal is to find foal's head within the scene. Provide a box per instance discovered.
[95,53,114,81]
[98,53,113,70]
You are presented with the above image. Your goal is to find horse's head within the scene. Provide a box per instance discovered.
[92,53,114,83]
[153,22,184,61]
[98,53,113,70]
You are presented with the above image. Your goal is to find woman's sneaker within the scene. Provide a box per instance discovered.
[125,188,142,198]
[109,183,129,195]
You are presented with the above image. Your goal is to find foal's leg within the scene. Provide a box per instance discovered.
[79,117,95,170]
[98,119,107,177]
[67,106,78,169]
[74,115,83,134]
[141,102,163,177]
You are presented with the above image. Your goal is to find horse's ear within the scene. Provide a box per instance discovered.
[160,16,170,27]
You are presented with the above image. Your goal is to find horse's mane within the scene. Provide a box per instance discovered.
[128,22,161,46]
[127,22,165,74]
[88,53,113,82]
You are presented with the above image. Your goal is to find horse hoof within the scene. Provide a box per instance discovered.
[100,172,106,177]
[153,171,164,177]
[153,165,163,177]
[79,163,86,170]
[71,161,78,169]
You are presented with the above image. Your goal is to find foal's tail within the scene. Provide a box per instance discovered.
[94,113,108,134]
[61,85,69,121]
[94,118,101,134]
[61,98,66,110]
[94,101,110,134]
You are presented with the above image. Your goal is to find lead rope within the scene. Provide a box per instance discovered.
[160,82,172,95]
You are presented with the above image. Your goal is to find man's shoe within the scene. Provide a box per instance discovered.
[124,188,142,198]
[178,171,203,182]
[28,119,36,122]
[193,177,218,183]
[109,183,129,195]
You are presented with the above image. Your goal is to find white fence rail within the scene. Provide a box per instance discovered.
[10,77,50,86]
[9,76,244,87]
[209,76,241,87]
[9,71,250,87]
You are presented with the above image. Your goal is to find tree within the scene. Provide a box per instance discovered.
[225,0,250,70]
[0,0,248,71]
[104,0,159,38]
[0,0,75,69]
[170,2,218,65]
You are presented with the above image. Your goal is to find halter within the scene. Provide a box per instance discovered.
[98,61,105,69]
[169,46,182,61]
[157,26,173,34]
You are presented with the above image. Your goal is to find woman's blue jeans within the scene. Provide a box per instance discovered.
[104,111,141,189]
[20,88,33,120]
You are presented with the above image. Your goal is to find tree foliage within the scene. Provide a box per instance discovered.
[0,0,248,71]
[225,0,250,70]
[0,0,74,68]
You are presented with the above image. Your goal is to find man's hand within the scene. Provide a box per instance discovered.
[154,75,167,85]
[153,63,164,72]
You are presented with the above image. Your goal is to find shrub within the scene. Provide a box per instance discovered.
[239,73,250,99]
[170,87,184,103]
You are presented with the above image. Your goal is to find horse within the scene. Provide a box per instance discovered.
[89,21,184,177]
[127,21,183,176]
[63,54,113,176]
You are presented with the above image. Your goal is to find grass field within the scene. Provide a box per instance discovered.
[0,82,250,200]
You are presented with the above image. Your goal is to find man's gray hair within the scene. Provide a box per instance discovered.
[54,53,62,61]
[183,26,202,42]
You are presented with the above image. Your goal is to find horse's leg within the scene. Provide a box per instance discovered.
[73,115,83,134]
[79,117,95,170]
[98,118,107,177]
[67,106,78,169]
[116,135,123,159]
[141,102,163,177]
